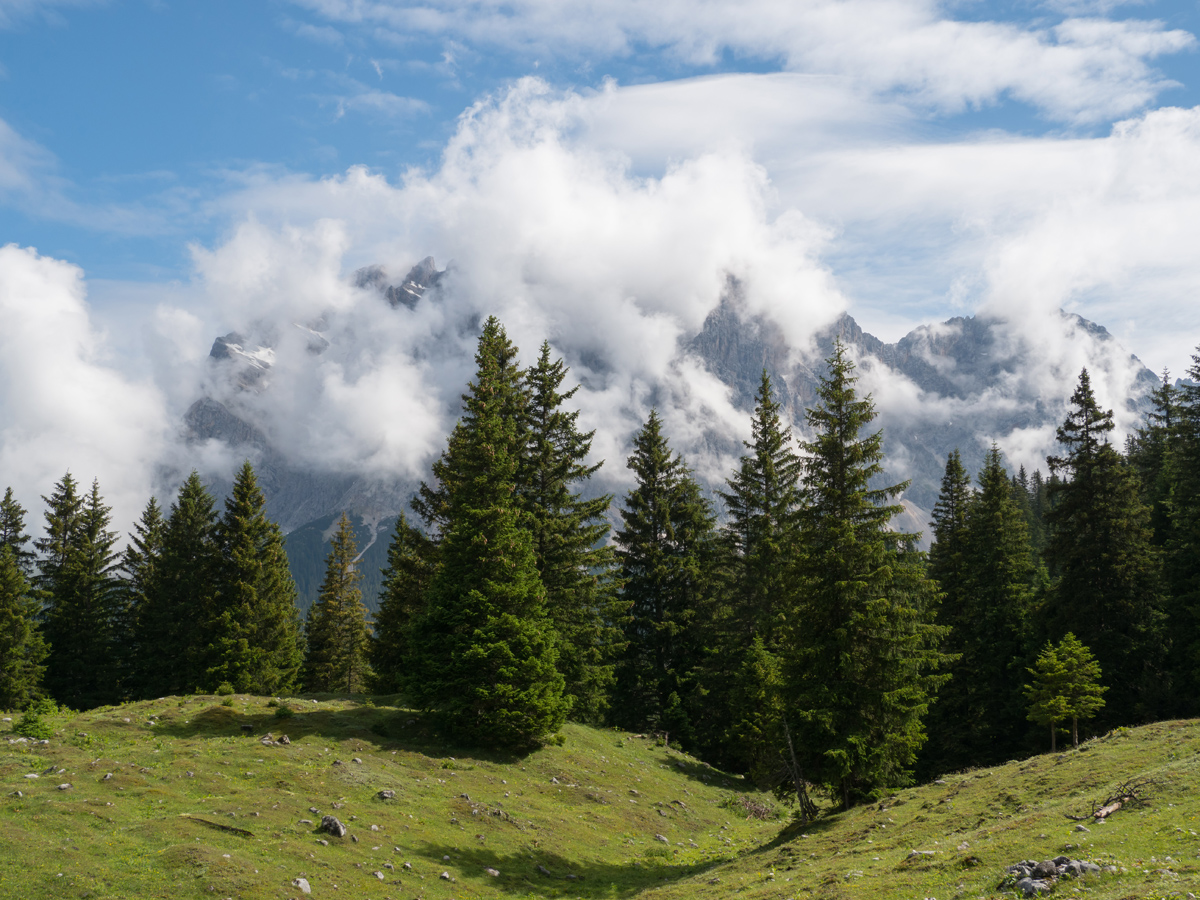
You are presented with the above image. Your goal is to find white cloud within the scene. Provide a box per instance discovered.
[0,244,170,535]
[290,0,1194,122]
[0,0,101,29]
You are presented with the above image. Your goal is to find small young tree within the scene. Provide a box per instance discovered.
[1025,632,1107,750]
[303,513,373,694]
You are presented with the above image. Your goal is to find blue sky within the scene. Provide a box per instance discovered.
[3,0,1200,528]
[5,0,1200,288]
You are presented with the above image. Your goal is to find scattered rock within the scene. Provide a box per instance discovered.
[309,807,320,814]
[377,790,395,800]
[102,773,113,781]
[373,871,384,880]
[440,871,451,880]
[403,862,412,870]
[57,784,72,791]
[353,758,362,764]
[485,867,500,877]
[550,777,560,784]
[299,819,313,825]
[537,865,552,876]
[370,824,379,831]
[319,815,347,837]
[23,774,37,779]
[316,839,329,847]
[909,850,936,858]
[10,790,22,798]
[1074,824,1091,832]
[292,876,311,894]
[351,834,358,843]
[279,735,290,744]
[655,834,669,843]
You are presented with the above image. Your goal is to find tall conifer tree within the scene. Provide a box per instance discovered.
[38,477,122,709]
[0,544,47,709]
[0,487,35,574]
[115,498,165,699]
[921,449,973,775]
[209,461,303,694]
[370,512,436,693]
[785,341,947,809]
[708,372,802,772]
[520,341,624,723]
[958,447,1037,762]
[612,410,718,746]
[133,472,219,697]
[407,318,568,746]
[303,513,373,693]
[1045,369,1165,723]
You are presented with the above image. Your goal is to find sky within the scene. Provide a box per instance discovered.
[2,0,1200,531]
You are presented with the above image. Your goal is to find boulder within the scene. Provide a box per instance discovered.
[319,815,347,837]
[291,876,311,894]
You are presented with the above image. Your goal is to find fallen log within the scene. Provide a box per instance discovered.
[178,813,255,837]
[1065,779,1155,821]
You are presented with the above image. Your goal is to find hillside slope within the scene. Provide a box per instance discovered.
[3,698,1198,899]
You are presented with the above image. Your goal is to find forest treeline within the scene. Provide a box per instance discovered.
[2,316,1199,814]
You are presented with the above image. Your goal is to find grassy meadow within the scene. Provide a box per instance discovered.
[3,696,1200,900]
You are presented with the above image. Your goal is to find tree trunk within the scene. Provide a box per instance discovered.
[782,717,817,822]
[1050,722,1056,752]
[1072,716,1079,748]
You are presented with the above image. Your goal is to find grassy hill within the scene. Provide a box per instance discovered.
[3,696,1199,900]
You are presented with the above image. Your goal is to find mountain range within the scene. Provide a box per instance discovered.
[181,259,1164,612]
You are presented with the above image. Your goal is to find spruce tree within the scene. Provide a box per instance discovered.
[1163,349,1200,714]
[0,544,47,709]
[37,477,122,709]
[133,472,220,697]
[303,513,373,693]
[785,341,948,809]
[958,447,1037,763]
[709,371,802,772]
[407,318,568,747]
[0,487,35,574]
[612,409,718,746]
[1045,369,1165,723]
[115,498,165,699]
[209,461,303,695]
[1127,370,1178,548]
[921,449,973,776]
[520,341,624,723]
[370,512,436,693]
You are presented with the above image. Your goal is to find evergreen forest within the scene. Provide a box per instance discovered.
[3,317,1199,817]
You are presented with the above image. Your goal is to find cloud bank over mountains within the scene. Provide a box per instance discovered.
[1,76,1187,536]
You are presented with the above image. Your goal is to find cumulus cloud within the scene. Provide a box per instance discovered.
[0,244,170,535]
[289,0,1193,122]
[139,78,845,496]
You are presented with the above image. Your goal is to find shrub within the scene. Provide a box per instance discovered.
[215,682,235,696]
[273,705,294,719]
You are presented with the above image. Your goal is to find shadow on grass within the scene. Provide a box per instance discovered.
[413,842,716,898]
[646,752,757,792]
[157,702,533,766]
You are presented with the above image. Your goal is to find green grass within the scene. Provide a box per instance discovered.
[3,699,1199,900]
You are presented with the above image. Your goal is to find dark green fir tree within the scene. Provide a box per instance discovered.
[37,476,122,709]
[370,512,436,693]
[0,487,36,574]
[920,449,973,776]
[958,446,1037,763]
[0,543,48,710]
[1045,369,1166,724]
[612,409,719,747]
[132,472,220,697]
[114,497,165,698]
[708,371,802,773]
[785,341,948,810]
[520,341,624,723]
[209,461,303,695]
[303,513,373,693]
[407,318,568,747]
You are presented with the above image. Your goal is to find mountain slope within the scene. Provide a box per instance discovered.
[2,697,1198,899]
